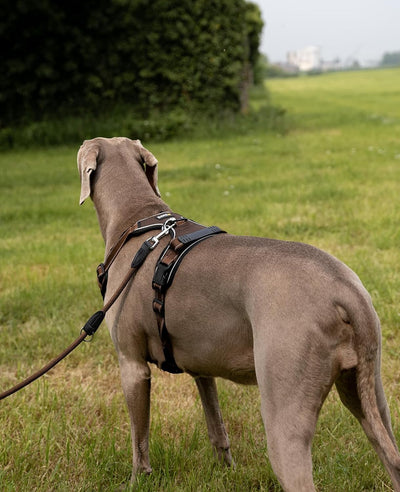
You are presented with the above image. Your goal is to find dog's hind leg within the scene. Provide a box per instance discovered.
[194,376,234,466]
[336,367,400,491]
[254,332,335,492]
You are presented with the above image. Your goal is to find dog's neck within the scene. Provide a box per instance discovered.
[92,162,170,248]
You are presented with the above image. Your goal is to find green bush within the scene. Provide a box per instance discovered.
[1,0,263,136]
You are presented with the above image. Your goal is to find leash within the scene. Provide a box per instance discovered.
[0,219,176,401]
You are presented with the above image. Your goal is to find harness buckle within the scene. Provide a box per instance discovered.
[153,297,164,315]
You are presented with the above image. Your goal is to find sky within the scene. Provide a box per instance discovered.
[253,0,400,65]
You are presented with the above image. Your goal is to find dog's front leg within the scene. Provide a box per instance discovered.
[119,358,152,480]
[194,376,234,466]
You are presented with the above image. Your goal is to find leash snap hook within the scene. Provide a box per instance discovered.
[147,218,177,250]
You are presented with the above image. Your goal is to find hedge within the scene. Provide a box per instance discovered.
[0,0,263,128]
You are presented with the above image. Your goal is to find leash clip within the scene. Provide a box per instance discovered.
[147,218,177,250]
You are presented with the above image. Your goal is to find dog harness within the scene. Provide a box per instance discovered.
[96,212,225,374]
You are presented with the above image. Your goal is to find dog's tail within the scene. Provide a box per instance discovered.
[341,287,400,486]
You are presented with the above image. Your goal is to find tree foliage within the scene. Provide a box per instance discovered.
[380,51,400,67]
[0,0,263,127]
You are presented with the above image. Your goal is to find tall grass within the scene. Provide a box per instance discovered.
[0,87,286,150]
[1,68,400,490]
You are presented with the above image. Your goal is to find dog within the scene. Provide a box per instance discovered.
[77,136,400,491]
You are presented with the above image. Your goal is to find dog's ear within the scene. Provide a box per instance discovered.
[77,141,100,205]
[137,140,161,197]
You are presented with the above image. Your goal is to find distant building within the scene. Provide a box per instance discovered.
[281,45,373,74]
[287,46,321,71]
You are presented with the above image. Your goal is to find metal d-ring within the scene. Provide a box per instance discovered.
[80,327,94,342]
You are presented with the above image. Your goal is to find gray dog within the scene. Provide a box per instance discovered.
[77,137,400,491]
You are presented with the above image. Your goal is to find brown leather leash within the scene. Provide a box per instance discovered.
[0,218,174,401]
[1,212,224,399]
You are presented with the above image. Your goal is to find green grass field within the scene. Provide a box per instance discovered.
[1,67,400,491]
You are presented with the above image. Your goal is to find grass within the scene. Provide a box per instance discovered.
[1,67,400,490]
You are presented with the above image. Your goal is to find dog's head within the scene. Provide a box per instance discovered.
[77,137,160,205]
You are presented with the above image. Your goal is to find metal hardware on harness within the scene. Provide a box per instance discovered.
[96,212,185,298]
[147,217,177,250]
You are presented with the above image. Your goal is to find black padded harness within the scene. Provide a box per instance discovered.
[96,212,225,373]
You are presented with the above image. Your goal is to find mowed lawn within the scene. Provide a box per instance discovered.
[0,67,399,491]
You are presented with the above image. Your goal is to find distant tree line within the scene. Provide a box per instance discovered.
[380,51,400,67]
[0,0,263,130]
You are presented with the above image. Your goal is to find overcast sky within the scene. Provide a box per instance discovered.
[253,0,400,64]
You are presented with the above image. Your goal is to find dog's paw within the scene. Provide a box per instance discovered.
[215,446,235,468]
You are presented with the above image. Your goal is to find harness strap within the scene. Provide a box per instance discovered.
[152,223,225,374]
